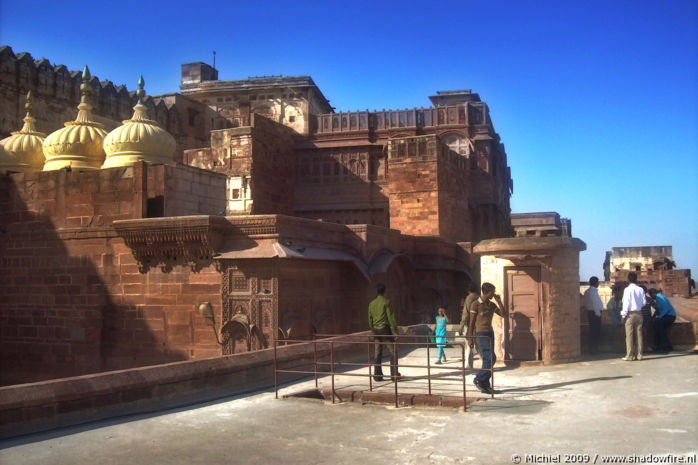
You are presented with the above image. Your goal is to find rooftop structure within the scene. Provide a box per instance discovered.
[511,212,572,238]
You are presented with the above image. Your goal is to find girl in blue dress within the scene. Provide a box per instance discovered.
[435,307,449,364]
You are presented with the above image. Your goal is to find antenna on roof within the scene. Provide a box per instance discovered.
[213,51,216,70]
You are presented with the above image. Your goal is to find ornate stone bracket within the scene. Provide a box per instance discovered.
[113,216,230,273]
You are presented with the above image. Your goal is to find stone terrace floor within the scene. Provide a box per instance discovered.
[1,349,696,465]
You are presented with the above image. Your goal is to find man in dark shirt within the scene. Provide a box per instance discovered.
[368,283,401,382]
[466,282,507,394]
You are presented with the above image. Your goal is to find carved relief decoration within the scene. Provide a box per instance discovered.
[113,217,228,273]
[218,261,279,354]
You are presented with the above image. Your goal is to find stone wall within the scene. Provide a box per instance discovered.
[249,115,295,215]
[293,145,388,226]
[388,136,441,237]
[182,115,294,215]
[387,135,475,242]
[278,260,367,337]
[437,145,472,242]
[0,165,228,385]
[0,335,366,438]
[161,164,227,216]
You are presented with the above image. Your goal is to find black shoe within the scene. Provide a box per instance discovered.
[391,372,402,381]
[473,379,488,393]
[373,376,384,382]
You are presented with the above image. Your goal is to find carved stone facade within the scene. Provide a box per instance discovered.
[1,48,528,385]
[184,86,513,244]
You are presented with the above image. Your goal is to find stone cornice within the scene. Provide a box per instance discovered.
[113,215,231,273]
[474,237,587,254]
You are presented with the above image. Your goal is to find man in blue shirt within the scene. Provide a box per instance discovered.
[648,288,676,352]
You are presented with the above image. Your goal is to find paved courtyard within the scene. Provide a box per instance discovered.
[1,349,696,465]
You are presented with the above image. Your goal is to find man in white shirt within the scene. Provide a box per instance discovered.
[621,272,646,361]
[583,276,604,354]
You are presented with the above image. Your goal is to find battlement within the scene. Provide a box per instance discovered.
[0,46,214,157]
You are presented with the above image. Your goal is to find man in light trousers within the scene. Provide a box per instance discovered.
[621,272,646,361]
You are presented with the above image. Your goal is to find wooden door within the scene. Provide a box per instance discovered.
[505,267,541,361]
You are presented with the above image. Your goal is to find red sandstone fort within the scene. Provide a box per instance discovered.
[0,46,693,390]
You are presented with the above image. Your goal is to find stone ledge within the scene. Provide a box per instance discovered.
[0,335,364,439]
[474,236,587,253]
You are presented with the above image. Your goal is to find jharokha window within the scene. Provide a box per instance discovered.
[230,270,249,292]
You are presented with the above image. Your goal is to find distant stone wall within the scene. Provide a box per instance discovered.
[611,268,691,298]
[610,245,673,272]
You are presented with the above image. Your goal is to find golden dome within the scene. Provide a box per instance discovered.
[42,65,107,171]
[102,76,175,168]
[1,91,47,173]
[0,141,11,175]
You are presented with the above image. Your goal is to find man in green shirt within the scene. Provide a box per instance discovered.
[368,283,401,382]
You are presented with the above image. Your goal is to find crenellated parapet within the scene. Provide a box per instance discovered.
[0,46,212,157]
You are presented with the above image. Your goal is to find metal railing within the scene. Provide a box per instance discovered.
[273,333,495,412]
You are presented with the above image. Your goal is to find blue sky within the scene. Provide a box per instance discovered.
[2,0,696,281]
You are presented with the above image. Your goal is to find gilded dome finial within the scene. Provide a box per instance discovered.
[80,65,91,91]
[102,75,175,168]
[25,90,33,112]
[75,65,96,124]
[19,91,41,135]
[137,75,145,103]
[131,75,149,121]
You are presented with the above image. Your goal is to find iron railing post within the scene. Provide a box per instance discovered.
[393,337,398,408]
[427,336,432,395]
[368,334,373,391]
[313,335,318,389]
[273,338,278,399]
[330,341,335,404]
[490,335,495,399]
[462,340,466,412]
